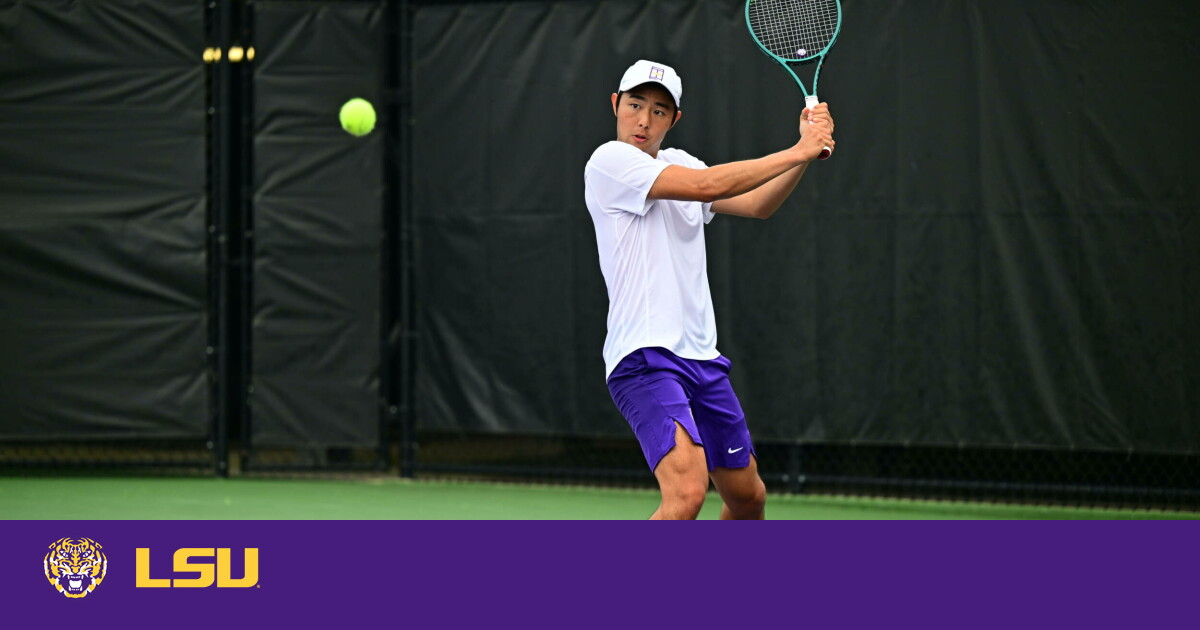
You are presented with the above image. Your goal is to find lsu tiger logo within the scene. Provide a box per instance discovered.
[44,537,107,599]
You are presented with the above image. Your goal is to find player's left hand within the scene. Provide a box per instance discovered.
[799,103,834,138]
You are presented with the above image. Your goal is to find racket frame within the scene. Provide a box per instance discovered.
[744,0,842,101]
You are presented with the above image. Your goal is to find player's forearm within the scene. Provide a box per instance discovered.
[697,149,809,202]
[711,160,811,219]
[747,161,809,219]
[652,148,809,204]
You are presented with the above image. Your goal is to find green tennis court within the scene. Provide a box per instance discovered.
[1,477,1191,520]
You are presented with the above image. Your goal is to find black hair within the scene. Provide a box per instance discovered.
[614,89,680,128]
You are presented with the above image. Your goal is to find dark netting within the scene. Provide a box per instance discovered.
[242,448,390,472]
[772,445,1200,510]
[404,435,1200,510]
[0,440,216,476]
[242,0,388,469]
[410,431,652,487]
[0,0,213,471]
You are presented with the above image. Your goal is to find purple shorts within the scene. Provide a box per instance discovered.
[607,347,756,472]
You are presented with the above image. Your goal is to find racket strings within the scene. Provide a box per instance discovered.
[748,0,839,61]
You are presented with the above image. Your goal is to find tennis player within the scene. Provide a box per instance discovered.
[585,60,834,519]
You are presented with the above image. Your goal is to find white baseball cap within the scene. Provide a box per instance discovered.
[618,59,683,109]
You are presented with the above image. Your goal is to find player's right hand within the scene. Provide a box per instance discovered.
[796,126,834,162]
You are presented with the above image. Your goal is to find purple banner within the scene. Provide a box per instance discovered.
[2,521,1193,628]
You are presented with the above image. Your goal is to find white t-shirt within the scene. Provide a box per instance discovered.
[584,140,719,379]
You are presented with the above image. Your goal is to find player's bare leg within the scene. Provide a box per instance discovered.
[709,457,766,520]
[650,422,710,520]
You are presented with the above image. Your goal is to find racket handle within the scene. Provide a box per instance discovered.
[805,95,833,160]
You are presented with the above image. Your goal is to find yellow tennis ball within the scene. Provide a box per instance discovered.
[339,98,376,137]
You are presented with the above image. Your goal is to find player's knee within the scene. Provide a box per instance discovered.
[666,481,708,516]
[731,478,766,515]
[684,482,709,510]
[747,481,767,512]
[680,490,707,519]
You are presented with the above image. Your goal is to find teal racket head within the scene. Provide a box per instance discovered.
[746,0,842,65]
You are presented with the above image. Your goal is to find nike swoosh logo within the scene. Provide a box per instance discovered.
[727,447,744,454]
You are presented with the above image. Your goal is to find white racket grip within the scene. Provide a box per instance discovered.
[805,95,832,160]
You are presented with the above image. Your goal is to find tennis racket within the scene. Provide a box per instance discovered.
[745,0,842,159]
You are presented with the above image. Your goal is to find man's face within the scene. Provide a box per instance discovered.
[611,83,681,157]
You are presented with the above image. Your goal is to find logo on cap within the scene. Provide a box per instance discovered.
[649,66,665,81]
[44,537,107,599]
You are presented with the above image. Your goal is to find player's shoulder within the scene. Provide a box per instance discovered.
[658,147,707,169]
[588,140,642,164]
[586,141,653,179]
